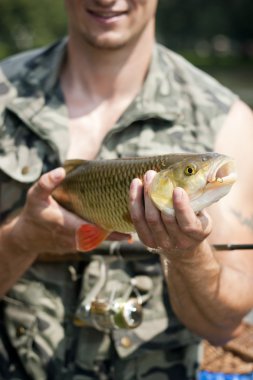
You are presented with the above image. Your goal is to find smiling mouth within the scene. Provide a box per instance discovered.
[87,10,127,19]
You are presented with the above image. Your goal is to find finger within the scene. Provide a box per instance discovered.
[161,212,181,240]
[161,211,196,250]
[196,210,213,236]
[129,177,156,248]
[28,167,66,202]
[173,187,211,240]
[143,171,172,249]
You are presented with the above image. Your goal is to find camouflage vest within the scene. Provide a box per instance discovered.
[0,39,237,379]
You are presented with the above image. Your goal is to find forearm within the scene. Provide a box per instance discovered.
[161,240,253,344]
[0,215,38,297]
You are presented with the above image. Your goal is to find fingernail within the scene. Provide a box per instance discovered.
[130,178,139,199]
[130,178,140,199]
[144,171,156,184]
[173,187,183,202]
[50,167,65,181]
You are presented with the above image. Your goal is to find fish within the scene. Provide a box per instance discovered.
[52,152,237,252]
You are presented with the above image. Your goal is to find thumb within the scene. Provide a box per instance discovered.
[29,167,66,202]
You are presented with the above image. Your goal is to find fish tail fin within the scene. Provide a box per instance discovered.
[76,224,110,252]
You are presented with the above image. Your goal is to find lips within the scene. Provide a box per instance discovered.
[87,9,127,20]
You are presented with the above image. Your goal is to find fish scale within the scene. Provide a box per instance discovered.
[53,155,178,232]
[52,153,236,251]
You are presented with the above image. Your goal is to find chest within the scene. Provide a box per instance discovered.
[65,96,136,161]
[66,117,111,160]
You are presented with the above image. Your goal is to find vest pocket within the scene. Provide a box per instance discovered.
[3,280,65,380]
[0,138,43,184]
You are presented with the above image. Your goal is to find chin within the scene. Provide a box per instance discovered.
[88,39,128,51]
[84,31,133,50]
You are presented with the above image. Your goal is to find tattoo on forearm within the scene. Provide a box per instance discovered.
[232,209,253,230]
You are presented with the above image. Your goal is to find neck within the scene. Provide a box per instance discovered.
[61,22,155,101]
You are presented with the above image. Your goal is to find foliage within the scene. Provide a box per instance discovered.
[0,0,66,58]
[157,0,253,44]
[0,0,252,105]
[0,0,252,60]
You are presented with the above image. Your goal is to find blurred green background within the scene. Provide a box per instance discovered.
[0,0,252,106]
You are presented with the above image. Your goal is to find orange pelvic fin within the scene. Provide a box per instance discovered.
[128,236,134,244]
[76,224,110,252]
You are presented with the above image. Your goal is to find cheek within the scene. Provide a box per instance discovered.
[132,0,156,5]
[65,0,80,14]
[130,0,158,17]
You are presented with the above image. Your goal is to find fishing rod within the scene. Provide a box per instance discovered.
[92,241,253,260]
[213,244,253,251]
[38,242,253,262]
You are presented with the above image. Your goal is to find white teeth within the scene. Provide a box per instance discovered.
[216,178,223,183]
[99,14,114,17]
[95,12,120,18]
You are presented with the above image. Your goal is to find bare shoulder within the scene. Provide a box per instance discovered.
[215,99,253,155]
[214,99,253,190]
[208,100,253,270]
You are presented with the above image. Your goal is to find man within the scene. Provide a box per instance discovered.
[1,0,253,379]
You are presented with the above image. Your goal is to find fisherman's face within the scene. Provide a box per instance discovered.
[65,0,158,49]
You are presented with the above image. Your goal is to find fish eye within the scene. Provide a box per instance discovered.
[184,164,197,176]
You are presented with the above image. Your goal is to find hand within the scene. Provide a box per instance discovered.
[129,170,212,258]
[12,168,87,255]
[14,168,129,256]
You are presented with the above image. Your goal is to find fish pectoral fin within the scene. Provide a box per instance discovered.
[76,224,110,252]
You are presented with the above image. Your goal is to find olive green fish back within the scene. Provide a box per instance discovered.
[54,153,216,232]
[55,156,171,232]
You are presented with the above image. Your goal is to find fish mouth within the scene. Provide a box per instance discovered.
[207,157,237,187]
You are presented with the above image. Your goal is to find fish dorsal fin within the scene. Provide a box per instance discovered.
[63,159,89,175]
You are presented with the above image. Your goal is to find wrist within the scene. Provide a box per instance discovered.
[1,213,40,259]
[160,239,219,272]
[0,213,40,296]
